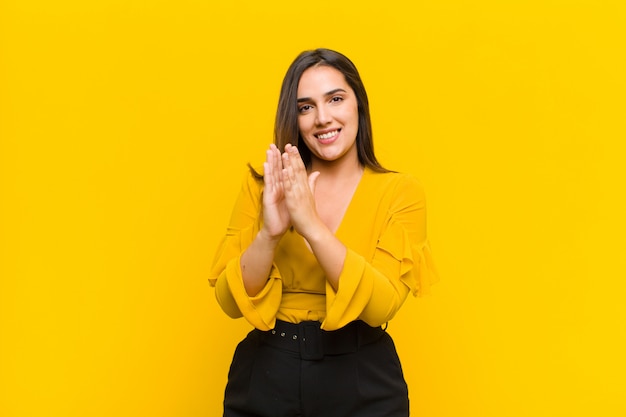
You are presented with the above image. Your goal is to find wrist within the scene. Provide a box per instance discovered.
[257,228,283,247]
[300,220,331,247]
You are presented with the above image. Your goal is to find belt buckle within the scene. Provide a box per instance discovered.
[299,322,324,360]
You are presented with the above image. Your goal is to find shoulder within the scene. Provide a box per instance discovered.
[238,164,265,195]
[362,169,427,214]
[365,169,425,196]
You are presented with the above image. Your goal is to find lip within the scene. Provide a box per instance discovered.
[314,128,341,144]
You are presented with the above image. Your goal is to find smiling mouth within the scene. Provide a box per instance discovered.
[315,129,340,140]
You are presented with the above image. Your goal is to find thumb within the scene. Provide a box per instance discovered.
[308,171,321,194]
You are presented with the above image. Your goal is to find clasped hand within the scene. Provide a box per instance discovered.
[261,143,321,241]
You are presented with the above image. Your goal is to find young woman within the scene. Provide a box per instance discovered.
[209,48,437,417]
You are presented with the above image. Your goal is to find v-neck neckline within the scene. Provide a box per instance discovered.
[300,167,369,253]
[332,166,368,237]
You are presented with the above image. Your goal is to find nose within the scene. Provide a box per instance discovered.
[315,105,332,126]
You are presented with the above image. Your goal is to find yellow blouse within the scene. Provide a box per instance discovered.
[209,166,438,331]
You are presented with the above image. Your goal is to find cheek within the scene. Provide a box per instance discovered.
[297,116,313,136]
[296,116,305,132]
[350,106,359,125]
[296,120,311,145]
[340,105,359,125]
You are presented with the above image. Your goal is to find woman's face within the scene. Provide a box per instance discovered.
[296,65,359,166]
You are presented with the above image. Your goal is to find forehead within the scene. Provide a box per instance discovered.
[297,65,352,96]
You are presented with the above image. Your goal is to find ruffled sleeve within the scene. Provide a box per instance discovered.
[376,218,439,297]
[322,173,438,330]
[208,170,283,331]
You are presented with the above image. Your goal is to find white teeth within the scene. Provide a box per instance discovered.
[317,130,338,140]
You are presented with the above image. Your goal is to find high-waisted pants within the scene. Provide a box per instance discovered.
[223,320,410,417]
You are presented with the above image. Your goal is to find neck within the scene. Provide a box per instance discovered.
[309,155,363,180]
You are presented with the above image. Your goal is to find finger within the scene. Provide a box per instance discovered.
[266,145,282,193]
[281,151,293,186]
[264,149,273,190]
[267,144,276,175]
[281,167,292,194]
[271,143,281,162]
[274,146,285,181]
[308,171,320,195]
[289,146,306,173]
[287,147,309,191]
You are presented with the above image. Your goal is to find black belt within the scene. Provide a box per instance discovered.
[255,320,385,361]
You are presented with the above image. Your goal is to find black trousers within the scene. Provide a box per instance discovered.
[223,320,409,417]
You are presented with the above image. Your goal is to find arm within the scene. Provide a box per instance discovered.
[280,145,346,291]
[240,144,290,296]
[279,144,436,330]
[208,145,289,329]
[323,174,438,330]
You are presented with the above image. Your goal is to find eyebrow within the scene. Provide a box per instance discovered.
[297,88,348,103]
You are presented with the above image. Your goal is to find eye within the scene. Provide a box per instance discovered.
[298,104,313,113]
[330,96,343,103]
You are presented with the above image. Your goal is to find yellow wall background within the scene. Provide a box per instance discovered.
[1,0,625,416]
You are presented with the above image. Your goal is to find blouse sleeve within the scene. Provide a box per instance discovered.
[208,170,283,331]
[322,174,438,330]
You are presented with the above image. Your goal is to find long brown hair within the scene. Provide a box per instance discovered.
[274,48,388,172]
